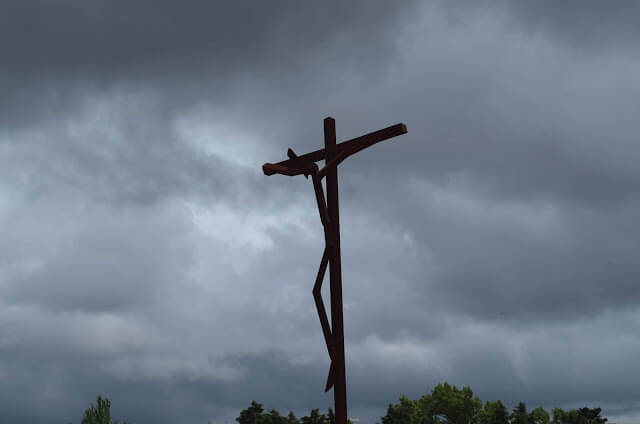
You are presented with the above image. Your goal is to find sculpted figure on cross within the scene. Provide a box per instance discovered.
[262,117,407,424]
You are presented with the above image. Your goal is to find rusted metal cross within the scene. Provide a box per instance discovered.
[262,117,407,424]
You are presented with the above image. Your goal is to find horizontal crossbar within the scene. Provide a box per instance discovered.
[262,123,407,176]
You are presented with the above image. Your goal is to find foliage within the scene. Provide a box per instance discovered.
[529,406,550,424]
[576,407,608,424]
[551,407,607,424]
[381,394,421,424]
[379,383,482,424]
[375,383,608,424]
[66,395,130,424]
[236,400,266,424]
[70,384,610,424]
[481,400,509,424]
[235,401,354,424]
[430,382,483,424]
[510,402,529,424]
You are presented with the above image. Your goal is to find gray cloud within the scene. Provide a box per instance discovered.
[1,2,639,424]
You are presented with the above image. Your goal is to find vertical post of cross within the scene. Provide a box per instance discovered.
[324,117,348,424]
[261,117,407,424]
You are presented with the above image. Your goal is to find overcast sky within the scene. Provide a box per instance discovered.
[2,1,640,423]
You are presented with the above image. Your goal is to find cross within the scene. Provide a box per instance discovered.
[262,117,407,424]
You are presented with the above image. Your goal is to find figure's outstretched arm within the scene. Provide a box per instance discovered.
[262,162,312,177]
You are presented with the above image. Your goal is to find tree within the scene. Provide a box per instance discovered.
[287,411,300,424]
[300,408,329,424]
[551,407,607,424]
[234,384,608,424]
[260,408,293,424]
[237,400,266,424]
[430,383,483,424]
[78,395,130,424]
[576,407,607,424]
[529,407,550,424]
[327,407,354,424]
[236,401,358,424]
[414,394,436,424]
[552,408,567,424]
[378,383,482,424]
[482,400,509,424]
[380,394,420,424]
[510,402,528,424]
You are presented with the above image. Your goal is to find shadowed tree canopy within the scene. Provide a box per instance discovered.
[430,382,483,424]
[529,406,551,424]
[551,407,608,424]
[511,402,529,424]
[67,396,130,424]
[480,400,510,424]
[235,401,354,424]
[71,385,610,424]
[375,383,608,424]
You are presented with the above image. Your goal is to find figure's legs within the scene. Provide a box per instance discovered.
[310,171,338,392]
[312,247,335,364]
[312,247,336,392]
[311,172,330,227]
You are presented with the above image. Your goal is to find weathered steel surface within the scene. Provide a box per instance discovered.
[261,117,407,424]
[324,117,347,423]
[262,123,407,176]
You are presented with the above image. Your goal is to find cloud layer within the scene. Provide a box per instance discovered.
[1,2,639,423]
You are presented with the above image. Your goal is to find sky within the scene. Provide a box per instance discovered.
[1,1,640,423]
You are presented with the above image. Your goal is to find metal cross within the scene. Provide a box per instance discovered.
[262,117,407,424]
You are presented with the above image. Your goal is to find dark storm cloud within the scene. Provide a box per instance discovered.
[348,175,640,324]
[0,0,417,131]
[498,0,640,49]
[2,1,640,424]
[0,0,412,77]
[2,198,194,313]
[0,90,252,208]
[297,1,640,326]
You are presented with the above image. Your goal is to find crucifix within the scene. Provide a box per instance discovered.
[262,117,407,424]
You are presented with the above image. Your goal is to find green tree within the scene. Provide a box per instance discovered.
[529,407,550,424]
[326,407,354,424]
[430,382,483,424]
[482,400,509,424]
[380,394,420,424]
[78,396,130,424]
[551,408,566,424]
[261,408,292,424]
[510,402,528,424]
[327,408,335,424]
[327,408,336,424]
[236,401,358,424]
[286,411,300,424]
[414,394,436,424]
[378,383,482,424]
[237,400,266,424]
[576,407,607,424]
[551,407,607,424]
[300,408,329,424]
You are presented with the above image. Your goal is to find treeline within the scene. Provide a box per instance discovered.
[234,382,608,424]
[68,395,355,424]
[235,400,354,424]
[69,382,609,424]
[377,382,608,424]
